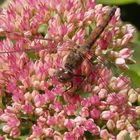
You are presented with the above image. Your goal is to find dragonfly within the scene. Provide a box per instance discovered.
[0,6,136,93]
[55,7,117,83]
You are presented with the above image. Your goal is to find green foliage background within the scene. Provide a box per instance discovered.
[97,0,140,5]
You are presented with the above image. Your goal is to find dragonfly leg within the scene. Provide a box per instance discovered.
[63,81,73,93]
[63,75,85,93]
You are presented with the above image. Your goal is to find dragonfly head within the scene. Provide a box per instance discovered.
[55,68,73,83]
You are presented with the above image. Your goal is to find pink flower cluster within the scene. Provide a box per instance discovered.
[0,0,140,139]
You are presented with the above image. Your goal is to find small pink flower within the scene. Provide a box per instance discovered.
[56,111,66,127]
[90,108,100,120]
[22,103,33,114]
[0,108,3,116]
[34,108,44,116]
[37,116,46,128]
[98,88,107,99]
[51,101,63,112]
[121,33,134,46]
[117,76,130,89]
[119,48,133,59]
[7,116,20,128]
[100,129,110,139]
[98,101,108,110]
[2,124,11,133]
[116,57,128,70]
[63,132,76,140]
[32,124,43,137]
[106,119,115,130]
[84,119,99,135]
[64,119,74,130]
[5,106,18,114]
[73,126,84,138]
[81,98,91,107]
[10,127,21,138]
[44,128,54,137]
[90,94,100,106]
[44,90,55,102]
[86,0,95,9]
[116,120,125,130]
[65,104,76,116]
[84,119,95,131]
[47,116,57,126]
[80,107,89,117]
[107,93,127,106]
[0,135,5,140]
[72,29,85,44]
[33,94,46,107]
[74,116,86,126]
[54,131,62,140]
[101,111,114,120]
[12,90,25,103]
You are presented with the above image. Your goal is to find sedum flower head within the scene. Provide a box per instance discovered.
[0,0,139,139]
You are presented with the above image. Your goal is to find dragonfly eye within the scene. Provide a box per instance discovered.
[56,68,73,83]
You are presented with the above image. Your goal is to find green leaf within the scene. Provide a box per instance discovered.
[131,32,140,75]
[0,0,5,5]
[76,106,82,115]
[97,0,137,5]
[136,0,140,4]
[0,123,3,134]
[38,24,48,36]
[135,119,140,129]
[26,51,39,61]
[122,69,140,87]
[84,131,94,140]
[79,91,92,98]
[124,133,131,140]
[15,136,28,140]
[0,36,6,40]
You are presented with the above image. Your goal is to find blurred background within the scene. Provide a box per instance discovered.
[0,0,140,86]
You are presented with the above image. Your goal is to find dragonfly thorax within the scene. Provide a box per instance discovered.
[56,68,74,83]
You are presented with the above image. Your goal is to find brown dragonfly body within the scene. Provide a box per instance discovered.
[56,7,117,84]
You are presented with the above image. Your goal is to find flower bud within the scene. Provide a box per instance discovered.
[98,88,107,99]
[115,58,128,70]
[90,108,100,120]
[135,106,140,115]
[35,108,44,116]
[100,129,110,139]
[119,48,132,59]
[130,131,138,139]
[129,93,137,103]
[64,119,74,130]
[101,111,114,120]
[44,128,54,137]
[116,120,125,130]
[116,130,128,140]
[107,119,115,130]
[10,127,20,138]
[137,94,140,104]
[3,125,11,133]
[24,92,32,101]
[54,131,62,140]
[80,107,89,118]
